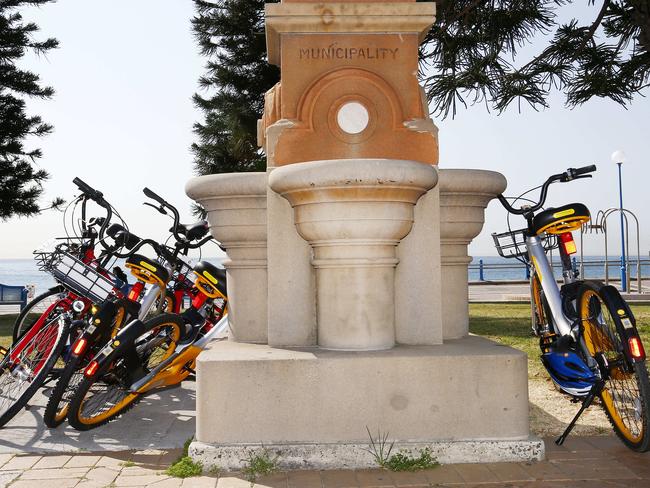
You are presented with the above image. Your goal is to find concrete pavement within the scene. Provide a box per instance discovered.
[0,437,649,487]
[0,382,196,454]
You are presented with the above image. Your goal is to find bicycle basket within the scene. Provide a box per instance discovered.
[492,229,558,259]
[34,248,116,303]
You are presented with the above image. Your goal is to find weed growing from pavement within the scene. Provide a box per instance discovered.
[364,426,395,467]
[242,447,280,483]
[166,437,204,478]
[364,427,439,471]
[119,460,135,467]
[383,447,439,471]
[167,456,203,478]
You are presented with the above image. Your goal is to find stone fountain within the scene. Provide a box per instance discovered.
[185,0,543,469]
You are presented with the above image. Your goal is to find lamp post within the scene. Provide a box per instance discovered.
[611,150,627,292]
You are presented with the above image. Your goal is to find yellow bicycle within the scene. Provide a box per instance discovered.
[66,260,227,430]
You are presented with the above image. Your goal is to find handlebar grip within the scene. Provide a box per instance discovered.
[143,187,166,206]
[573,164,597,176]
[73,177,103,201]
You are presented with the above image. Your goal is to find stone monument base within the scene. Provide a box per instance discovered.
[189,337,544,469]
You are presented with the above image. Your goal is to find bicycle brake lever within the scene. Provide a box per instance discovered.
[143,202,168,215]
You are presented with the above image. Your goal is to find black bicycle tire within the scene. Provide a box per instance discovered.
[578,281,650,451]
[0,319,69,428]
[44,299,130,428]
[12,286,65,342]
[43,352,83,428]
[67,313,183,431]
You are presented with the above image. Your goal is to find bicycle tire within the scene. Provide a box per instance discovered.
[0,316,69,428]
[67,313,182,431]
[44,301,128,428]
[12,286,65,342]
[579,282,650,451]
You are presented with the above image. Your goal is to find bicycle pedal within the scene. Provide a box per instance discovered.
[0,346,7,358]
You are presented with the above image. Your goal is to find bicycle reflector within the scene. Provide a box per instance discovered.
[72,338,87,356]
[629,337,646,360]
[85,360,99,377]
[559,232,577,255]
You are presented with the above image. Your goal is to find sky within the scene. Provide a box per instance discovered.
[0,0,648,260]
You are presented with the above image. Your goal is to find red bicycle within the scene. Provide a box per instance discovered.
[0,178,128,427]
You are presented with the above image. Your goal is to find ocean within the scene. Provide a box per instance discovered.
[0,257,224,297]
[469,255,650,282]
[1,255,648,296]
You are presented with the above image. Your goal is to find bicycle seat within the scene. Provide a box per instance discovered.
[174,221,209,241]
[192,261,226,299]
[125,254,169,286]
[532,203,590,235]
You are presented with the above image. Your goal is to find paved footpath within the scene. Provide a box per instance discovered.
[0,383,196,454]
[0,436,649,487]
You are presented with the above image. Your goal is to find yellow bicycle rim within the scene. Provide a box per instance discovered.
[581,289,643,443]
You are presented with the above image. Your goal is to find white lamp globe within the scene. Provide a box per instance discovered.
[611,150,627,164]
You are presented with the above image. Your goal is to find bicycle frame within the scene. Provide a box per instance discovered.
[526,235,574,337]
[129,314,229,393]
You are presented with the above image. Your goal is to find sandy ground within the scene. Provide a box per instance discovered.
[529,377,612,438]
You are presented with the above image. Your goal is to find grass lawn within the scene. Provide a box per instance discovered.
[0,314,16,349]
[469,303,650,378]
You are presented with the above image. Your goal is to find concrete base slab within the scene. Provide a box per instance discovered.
[192,336,539,469]
[189,437,545,470]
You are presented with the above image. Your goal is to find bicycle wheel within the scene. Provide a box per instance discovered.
[579,282,650,451]
[13,286,66,342]
[67,314,182,431]
[0,315,69,427]
[44,301,128,428]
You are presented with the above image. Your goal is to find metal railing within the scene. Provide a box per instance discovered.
[470,258,650,289]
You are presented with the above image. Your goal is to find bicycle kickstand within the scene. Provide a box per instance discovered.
[555,379,605,446]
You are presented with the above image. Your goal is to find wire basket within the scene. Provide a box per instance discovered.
[35,247,116,303]
[492,229,558,259]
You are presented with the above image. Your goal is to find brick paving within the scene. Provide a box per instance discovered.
[0,437,649,487]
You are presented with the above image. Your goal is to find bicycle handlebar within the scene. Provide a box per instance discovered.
[142,187,183,242]
[572,164,597,177]
[72,177,112,242]
[497,165,597,215]
[73,177,103,201]
[143,187,167,207]
[142,187,215,251]
[111,238,175,262]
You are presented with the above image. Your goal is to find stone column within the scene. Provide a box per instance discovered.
[269,158,437,351]
[439,169,507,340]
[185,173,268,344]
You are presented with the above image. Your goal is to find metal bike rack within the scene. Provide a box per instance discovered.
[580,208,643,293]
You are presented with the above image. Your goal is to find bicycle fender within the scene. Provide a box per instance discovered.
[92,319,149,372]
[599,285,646,363]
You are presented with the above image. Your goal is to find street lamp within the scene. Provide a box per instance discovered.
[611,149,627,292]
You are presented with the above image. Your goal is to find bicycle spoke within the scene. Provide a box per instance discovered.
[0,319,62,417]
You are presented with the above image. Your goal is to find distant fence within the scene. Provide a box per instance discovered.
[469,258,650,283]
